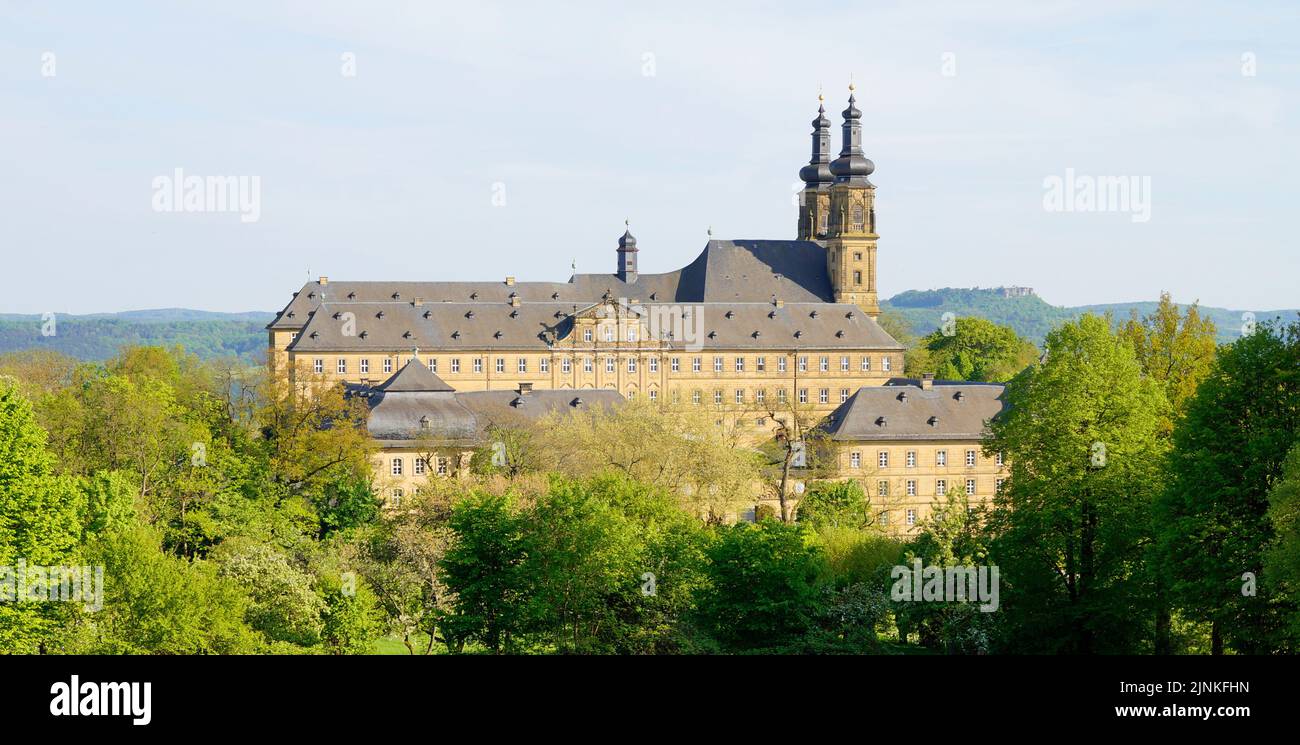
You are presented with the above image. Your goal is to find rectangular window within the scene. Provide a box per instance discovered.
[692,390,701,405]
[861,356,870,372]
[735,389,744,404]
[436,457,448,476]
[414,458,426,476]
[798,388,808,404]
[937,479,947,496]
[756,357,766,372]
[906,450,917,468]
[879,481,890,498]
[628,358,637,373]
[540,358,550,373]
[649,357,658,373]
[819,356,829,372]
[713,390,722,405]
[996,478,1005,493]
[452,358,461,373]
[906,509,916,527]
[936,450,947,467]
[966,478,977,496]
[604,326,614,342]
[649,389,657,402]
[384,358,393,374]
[337,359,347,374]
[313,359,323,374]
[798,357,808,372]
[360,359,369,374]
[496,358,505,373]
[605,358,615,373]
[735,357,745,372]
[518,358,527,373]
[671,357,680,372]
[584,328,593,342]
[714,356,723,372]
[777,389,787,404]
[879,511,889,527]
[584,357,593,373]
[692,357,702,373]
[840,388,850,403]
[878,451,889,468]
[996,451,1005,467]
[850,452,861,468]
[428,359,437,373]
[883,356,892,372]
[907,480,917,497]
[473,358,483,373]
[840,356,850,372]
[627,327,637,342]
[671,389,680,404]
[756,389,766,404]
[627,390,636,400]
[391,458,403,476]
[818,388,829,404]
[561,358,571,373]
[966,450,977,467]
[778,357,787,373]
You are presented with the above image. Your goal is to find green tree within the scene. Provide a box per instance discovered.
[1117,292,1217,433]
[70,524,257,654]
[216,542,326,647]
[696,519,827,651]
[986,314,1167,653]
[0,378,84,653]
[319,573,384,655]
[796,480,873,530]
[1265,443,1300,640]
[1156,319,1300,654]
[438,491,533,653]
[921,317,1038,382]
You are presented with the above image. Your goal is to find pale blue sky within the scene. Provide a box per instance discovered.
[1,0,1297,313]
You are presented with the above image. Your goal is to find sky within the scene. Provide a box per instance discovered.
[1,0,1297,314]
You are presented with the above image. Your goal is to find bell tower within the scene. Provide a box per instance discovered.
[825,84,880,317]
[797,95,834,240]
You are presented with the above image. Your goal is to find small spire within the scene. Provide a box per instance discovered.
[707,226,713,237]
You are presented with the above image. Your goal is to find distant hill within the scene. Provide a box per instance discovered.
[1,292,1295,363]
[882,288,1299,345]
[0,310,274,362]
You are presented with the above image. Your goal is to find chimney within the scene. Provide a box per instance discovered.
[517,382,533,395]
[921,373,934,390]
[413,297,424,307]
[319,276,329,285]
[505,276,516,286]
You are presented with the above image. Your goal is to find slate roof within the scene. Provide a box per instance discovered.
[347,359,623,446]
[270,240,841,331]
[286,298,899,353]
[817,378,1007,441]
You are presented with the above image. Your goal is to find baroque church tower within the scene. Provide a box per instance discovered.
[797,95,834,240]
[819,85,880,317]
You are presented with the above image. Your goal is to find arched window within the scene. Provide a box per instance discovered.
[851,204,865,231]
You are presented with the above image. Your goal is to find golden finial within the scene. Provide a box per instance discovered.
[849,73,856,92]
[817,83,824,103]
